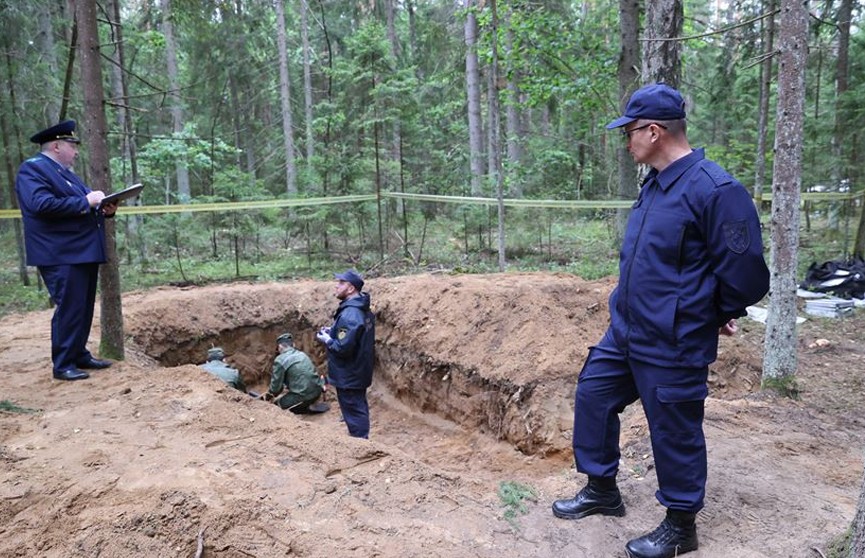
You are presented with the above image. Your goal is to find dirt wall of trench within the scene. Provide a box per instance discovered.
[123,273,763,457]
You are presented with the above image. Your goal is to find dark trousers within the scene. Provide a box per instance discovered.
[277,391,318,413]
[39,263,98,373]
[335,387,370,438]
[573,330,709,512]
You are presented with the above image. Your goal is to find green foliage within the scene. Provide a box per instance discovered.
[0,271,52,316]
[498,480,538,528]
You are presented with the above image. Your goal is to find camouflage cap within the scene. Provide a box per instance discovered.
[207,347,225,360]
[276,332,293,345]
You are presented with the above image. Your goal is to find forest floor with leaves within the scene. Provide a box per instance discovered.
[0,272,862,557]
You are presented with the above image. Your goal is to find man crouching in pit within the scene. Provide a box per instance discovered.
[259,333,325,414]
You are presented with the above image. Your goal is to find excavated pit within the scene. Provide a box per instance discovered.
[122,275,764,460]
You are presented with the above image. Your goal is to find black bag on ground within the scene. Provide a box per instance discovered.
[799,258,865,299]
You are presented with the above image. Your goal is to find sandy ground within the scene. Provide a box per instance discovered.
[0,272,863,557]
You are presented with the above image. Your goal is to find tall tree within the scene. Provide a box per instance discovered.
[275,0,297,195]
[615,0,640,238]
[642,0,682,85]
[762,0,809,389]
[36,1,61,122]
[76,0,124,360]
[504,7,525,198]
[464,0,484,196]
[300,0,315,171]
[1,41,30,286]
[753,0,777,204]
[107,0,146,265]
[159,0,190,202]
[489,0,505,271]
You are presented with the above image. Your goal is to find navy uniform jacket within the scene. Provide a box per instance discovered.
[326,293,375,390]
[610,148,769,368]
[15,153,107,266]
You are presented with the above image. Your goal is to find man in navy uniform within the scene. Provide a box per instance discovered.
[551,84,770,558]
[15,120,118,381]
[316,269,375,438]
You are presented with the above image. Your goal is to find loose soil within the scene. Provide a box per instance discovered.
[0,272,862,557]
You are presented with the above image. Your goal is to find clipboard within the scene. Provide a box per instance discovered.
[99,183,144,207]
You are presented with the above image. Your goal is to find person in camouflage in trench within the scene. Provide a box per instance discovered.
[260,333,325,413]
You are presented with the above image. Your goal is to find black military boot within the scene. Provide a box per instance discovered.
[625,509,698,558]
[551,476,625,520]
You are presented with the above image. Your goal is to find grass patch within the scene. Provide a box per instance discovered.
[498,480,538,529]
[0,400,40,414]
[824,526,851,558]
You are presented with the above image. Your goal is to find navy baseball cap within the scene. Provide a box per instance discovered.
[605,83,686,129]
[334,269,364,291]
[30,120,81,144]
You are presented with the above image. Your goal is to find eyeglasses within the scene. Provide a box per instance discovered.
[621,122,667,140]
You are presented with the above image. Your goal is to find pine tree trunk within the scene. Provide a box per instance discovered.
[754,0,776,204]
[160,0,190,203]
[301,0,315,168]
[642,0,682,85]
[762,0,808,386]
[504,13,524,198]
[615,0,640,240]
[464,1,484,196]
[76,0,125,360]
[276,0,297,195]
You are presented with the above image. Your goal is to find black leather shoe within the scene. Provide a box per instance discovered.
[552,483,625,520]
[53,368,90,381]
[625,513,698,558]
[77,358,112,369]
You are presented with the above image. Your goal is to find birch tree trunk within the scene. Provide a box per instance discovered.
[753,0,776,204]
[275,0,297,195]
[762,0,808,389]
[615,0,640,240]
[464,0,484,196]
[642,0,682,86]
[76,0,125,360]
[159,0,190,202]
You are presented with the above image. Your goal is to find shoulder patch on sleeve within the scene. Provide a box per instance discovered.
[722,220,750,254]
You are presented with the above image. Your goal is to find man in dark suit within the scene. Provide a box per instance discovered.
[15,120,118,381]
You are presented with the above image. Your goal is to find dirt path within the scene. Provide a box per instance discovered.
[0,273,862,557]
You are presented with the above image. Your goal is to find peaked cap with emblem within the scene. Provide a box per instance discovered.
[29,120,81,145]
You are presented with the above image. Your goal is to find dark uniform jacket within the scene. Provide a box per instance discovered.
[15,153,107,266]
[326,293,375,390]
[610,148,770,368]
